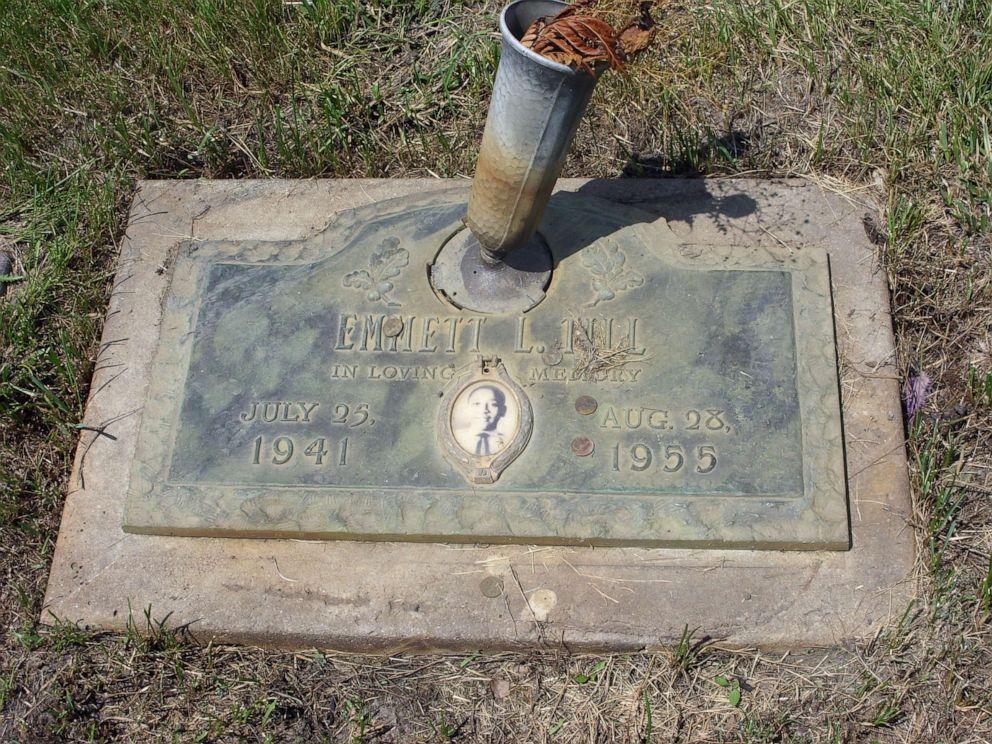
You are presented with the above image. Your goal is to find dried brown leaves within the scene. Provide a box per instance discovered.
[617,2,657,58]
[521,1,658,77]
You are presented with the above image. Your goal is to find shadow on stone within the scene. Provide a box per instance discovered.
[542,177,759,266]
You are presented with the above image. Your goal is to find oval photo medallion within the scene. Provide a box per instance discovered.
[451,381,520,457]
[438,358,533,484]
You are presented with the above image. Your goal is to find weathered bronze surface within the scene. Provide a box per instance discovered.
[124,189,848,549]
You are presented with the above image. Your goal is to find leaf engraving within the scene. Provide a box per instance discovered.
[342,236,409,306]
[581,243,643,307]
[342,270,373,290]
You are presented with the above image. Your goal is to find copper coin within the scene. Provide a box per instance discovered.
[575,395,598,415]
[571,436,595,457]
[382,315,404,337]
[480,576,504,598]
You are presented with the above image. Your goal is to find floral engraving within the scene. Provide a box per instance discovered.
[581,242,644,307]
[342,236,409,307]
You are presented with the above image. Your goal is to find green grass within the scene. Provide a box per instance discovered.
[1,0,991,740]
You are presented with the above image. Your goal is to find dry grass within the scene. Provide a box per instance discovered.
[2,0,991,741]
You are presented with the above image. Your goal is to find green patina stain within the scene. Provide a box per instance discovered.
[125,192,848,550]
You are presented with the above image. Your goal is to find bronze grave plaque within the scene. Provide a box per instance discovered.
[124,190,848,549]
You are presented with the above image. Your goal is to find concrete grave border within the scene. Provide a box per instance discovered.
[43,179,915,650]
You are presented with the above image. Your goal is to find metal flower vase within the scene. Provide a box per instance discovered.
[430,0,600,314]
[468,0,599,261]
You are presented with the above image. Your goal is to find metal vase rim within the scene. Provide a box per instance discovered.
[498,0,583,76]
